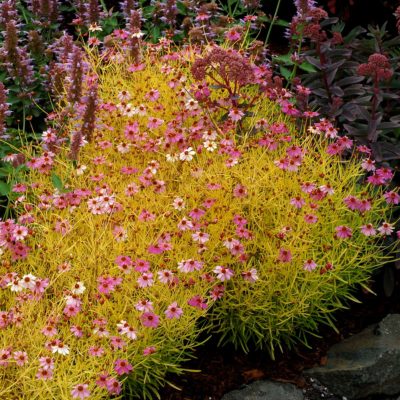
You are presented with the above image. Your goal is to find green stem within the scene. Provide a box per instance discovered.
[265,0,282,46]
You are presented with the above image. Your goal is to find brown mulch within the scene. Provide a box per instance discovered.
[160,268,400,400]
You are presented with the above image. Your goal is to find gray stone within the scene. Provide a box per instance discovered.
[304,314,400,399]
[222,380,304,400]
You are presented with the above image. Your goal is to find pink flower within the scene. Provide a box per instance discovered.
[344,195,360,211]
[88,346,104,357]
[213,265,234,281]
[106,377,122,395]
[188,295,207,310]
[145,89,160,101]
[189,208,206,220]
[290,196,305,209]
[13,351,28,366]
[114,359,133,375]
[303,259,317,271]
[71,384,90,399]
[383,191,400,205]
[335,225,353,239]
[157,269,174,284]
[36,367,53,380]
[147,117,164,129]
[192,231,210,244]
[278,248,292,263]
[110,336,127,350]
[143,346,156,356]
[141,312,160,328]
[165,302,183,319]
[115,255,133,269]
[134,259,150,273]
[361,158,376,171]
[241,268,259,282]
[38,356,54,370]
[225,28,242,41]
[135,299,154,312]
[178,259,203,273]
[360,224,376,236]
[378,222,394,236]
[304,214,318,224]
[137,273,154,288]
[229,108,245,121]
[178,217,194,231]
[233,184,248,198]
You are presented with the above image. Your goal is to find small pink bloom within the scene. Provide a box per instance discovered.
[360,224,376,236]
[143,346,156,356]
[213,265,234,281]
[71,384,90,399]
[141,312,160,328]
[137,273,154,288]
[229,108,245,122]
[188,295,207,310]
[165,302,183,319]
[290,196,305,209]
[378,222,394,236]
[303,259,317,271]
[335,225,353,239]
[13,351,28,366]
[233,184,248,198]
[241,268,258,282]
[304,214,318,224]
[278,248,292,263]
[114,359,133,375]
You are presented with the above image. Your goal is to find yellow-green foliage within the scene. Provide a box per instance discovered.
[0,44,397,398]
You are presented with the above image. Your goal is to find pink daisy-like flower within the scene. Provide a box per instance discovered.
[71,384,90,399]
[241,268,259,282]
[213,265,234,281]
[383,191,400,205]
[88,346,105,357]
[378,222,394,236]
[278,248,292,263]
[335,225,353,239]
[115,255,133,273]
[165,302,183,319]
[290,196,305,209]
[360,224,376,236]
[157,270,174,284]
[304,214,318,224]
[225,28,242,41]
[228,108,245,122]
[13,351,28,366]
[188,295,207,310]
[141,312,160,328]
[233,184,248,198]
[137,273,154,288]
[114,359,133,375]
[106,377,122,395]
[36,367,53,380]
[303,259,317,271]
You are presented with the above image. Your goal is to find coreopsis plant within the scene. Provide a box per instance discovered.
[0,40,398,399]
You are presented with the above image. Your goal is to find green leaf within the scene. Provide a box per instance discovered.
[299,62,317,73]
[51,173,64,191]
[273,54,294,65]
[0,181,11,196]
[279,66,292,80]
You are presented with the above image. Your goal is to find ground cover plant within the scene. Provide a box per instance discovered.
[0,29,399,399]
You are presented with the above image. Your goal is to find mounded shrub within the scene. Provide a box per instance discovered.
[0,43,398,398]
